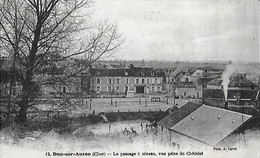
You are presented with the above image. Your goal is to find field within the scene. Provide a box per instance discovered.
[63,98,189,117]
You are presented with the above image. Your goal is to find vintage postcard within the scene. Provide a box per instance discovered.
[0,0,259,158]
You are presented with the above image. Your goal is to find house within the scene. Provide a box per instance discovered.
[173,82,202,99]
[88,64,165,97]
[202,89,260,108]
[157,102,252,149]
[190,70,206,79]
[157,102,203,147]
[168,65,194,83]
[228,73,258,90]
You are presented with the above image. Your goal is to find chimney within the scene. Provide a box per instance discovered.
[129,64,134,70]
[236,92,241,105]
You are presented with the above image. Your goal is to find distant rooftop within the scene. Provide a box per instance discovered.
[90,65,164,77]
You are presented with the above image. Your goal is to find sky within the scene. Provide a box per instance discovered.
[91,0,259,62]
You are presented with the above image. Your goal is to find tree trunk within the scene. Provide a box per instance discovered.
[17,104,28,124]
[17,70,33,125]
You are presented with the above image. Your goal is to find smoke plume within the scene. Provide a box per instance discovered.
[221,62,260,100]
[221,64,235,101]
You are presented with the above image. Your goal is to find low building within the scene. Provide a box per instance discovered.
[157,102,252,149]
[157,102,202,148]
[173,82,202,99]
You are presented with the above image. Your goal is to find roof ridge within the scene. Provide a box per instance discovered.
[202,104,252,117]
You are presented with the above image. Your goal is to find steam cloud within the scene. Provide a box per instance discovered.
[221,62,260,100]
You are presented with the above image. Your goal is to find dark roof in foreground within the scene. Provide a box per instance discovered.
[157,102,203,128]
[171,105,252,146]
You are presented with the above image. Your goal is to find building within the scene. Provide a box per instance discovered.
[157,102,252,149]
[203,73,260,107]
[168,65,194,83]
[88,64,165,97]
[228,73,258,90]
[173,82,202,99]
[206,78,223,89]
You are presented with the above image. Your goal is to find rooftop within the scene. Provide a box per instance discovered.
[90,65,164,77]
[173,82,196,88]
[170,105,252,146]
[203,89,259,100]
[157,102,202,128]
[229,74,257,89]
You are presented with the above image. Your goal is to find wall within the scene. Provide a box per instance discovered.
[157,125,210,149]
[175,88,197,98]
[91,76,163,95]
[170,130,210,149]
[157,125,171,146]
[207,85,222,89]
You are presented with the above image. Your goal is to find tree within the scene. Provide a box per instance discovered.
[0,0,122,124]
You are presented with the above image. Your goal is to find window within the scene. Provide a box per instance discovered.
[157,78,161,84]
[155,78,157,84]
[151,78,155,84]
[108,78,112,84]
[126,78,129,84]
[136,79,139,84]
[107,86,111,92]
[116,78,120,84]
[142,79,145,84]
[147,79,149,84]
[116,86,120,91]
[161,126,163,132]
[96,78,101,84]
[157,87,160,92]
[125,86,128,92]
[197,93,200,98]
[152,87,154,92]
[97,86,101,92]
[183,92,187,96]
[185,78,189,82]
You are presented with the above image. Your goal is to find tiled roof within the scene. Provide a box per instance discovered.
[90,67,164,77]
[157,102,202,128]
[197,78,215,86]
[169,65,195,77]
[203,89,224,98]
[173,82,195,88]
[191,70,206,77]
[206,78,223,86]
[203,89,259,100]
[227,90,258,100]
[229,74,256,88]
[170,105,252,146]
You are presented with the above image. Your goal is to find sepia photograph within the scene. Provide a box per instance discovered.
[0,0,260,158]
